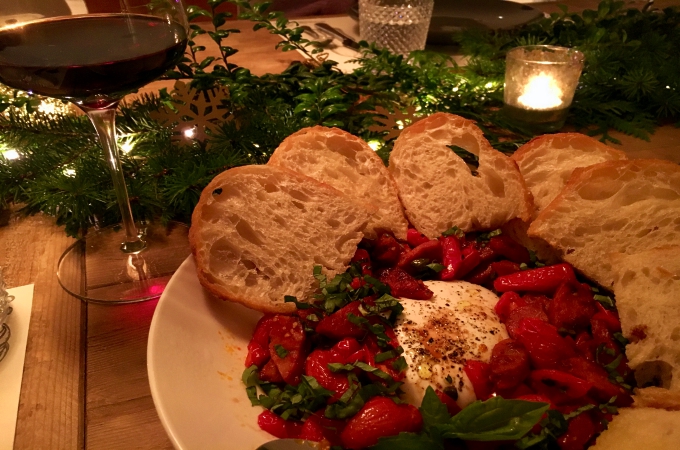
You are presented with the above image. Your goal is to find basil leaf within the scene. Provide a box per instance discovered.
[371,432,445,450]
[441,226,464,238]
[436,397,549,441]
[274,344,288,358]
[420,387,451,430]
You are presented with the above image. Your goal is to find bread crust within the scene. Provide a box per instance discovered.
[268,126,409,240]
[512,133,628,214]
[512,132,626,163]
[190,164,372,314]
[528,159,680,288]
[389,112,533,238]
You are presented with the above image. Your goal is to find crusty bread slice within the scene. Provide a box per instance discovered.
[512,133,627,213]
[634,387,680,410]
[590,407,680,450]
[388,113,533,238]
[528,159,680,288]
[189,165,373,314]
[610,246,680,392]
[268,126,409,240]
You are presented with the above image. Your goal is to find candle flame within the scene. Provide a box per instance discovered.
[518,74,563,110]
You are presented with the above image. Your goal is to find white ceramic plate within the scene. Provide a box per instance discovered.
[148,256,270,450]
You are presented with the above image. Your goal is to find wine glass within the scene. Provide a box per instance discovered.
[0,1,192,303]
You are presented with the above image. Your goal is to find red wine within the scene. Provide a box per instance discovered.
[0,14,187,105]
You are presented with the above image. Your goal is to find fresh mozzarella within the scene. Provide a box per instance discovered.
[394,280,509,408]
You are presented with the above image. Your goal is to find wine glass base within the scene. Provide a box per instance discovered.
[57,221,191,304]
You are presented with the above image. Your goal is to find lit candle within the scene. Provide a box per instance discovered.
[503,45,584,132]
[517,73,563,110]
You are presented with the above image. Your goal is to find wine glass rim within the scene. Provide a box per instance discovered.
[0,12,179,32]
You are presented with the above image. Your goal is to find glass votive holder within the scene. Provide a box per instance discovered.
[503,45,585,133]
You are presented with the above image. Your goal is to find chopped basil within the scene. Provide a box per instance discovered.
[477,229,502,242]
[375,346,404,363]
[274,344,289,358]
[426,263,445,272]
[594,294,615,309]
[442,226,465,238]
[241,366,332,421]
[283,295,312,309]
[445,375,453,384]
[391,356,408,373]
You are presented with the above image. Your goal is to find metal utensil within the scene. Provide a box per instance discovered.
[314,22,361,50]
[255,439,322,450]
[299,25,332,47]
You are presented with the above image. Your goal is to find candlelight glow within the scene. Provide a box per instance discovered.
[517,74,563,110]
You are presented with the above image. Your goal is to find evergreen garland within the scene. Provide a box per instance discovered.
[0,0,678,237]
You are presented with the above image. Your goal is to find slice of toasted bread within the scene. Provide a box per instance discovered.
[528,159,680,288]
[388,113,533,238]
[512,133,627,213]
[268,126,409,240]
[590,407,680,450]
[610,246,680,392]
[189,165,373,314]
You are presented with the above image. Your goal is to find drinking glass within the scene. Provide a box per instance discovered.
[0,1,191,303]
[358,0,434,55]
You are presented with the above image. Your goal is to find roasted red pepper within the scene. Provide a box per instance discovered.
[340,397,422,449]
[529,369,593,399]
[351,248,373,276]
[406,228,431,248]
[397,239,442,273]
[463,360,493,400]
[489,339,531,391]
[513,318,577,369]
[494,263,577,293]
[371,233,404,266]
[439,235,463,280]
[488,235,531,264]
[377,267,433,300]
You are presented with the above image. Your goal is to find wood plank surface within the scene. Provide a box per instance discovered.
[2,3,679,450]
[0,211,84,450]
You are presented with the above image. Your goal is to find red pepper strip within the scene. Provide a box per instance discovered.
[439,236,463,280]
[529,369,594,399]
[490,260,522,276]
[351,248,373,275]
[407,228,431,248]
[457,246,482,278]
[396,240,442,272]
[463,360,493,400]
[465,262,495,286]
[493,263,577,293]
[494,291,521,322]
[593,303,622,332]
[489,235,531,264]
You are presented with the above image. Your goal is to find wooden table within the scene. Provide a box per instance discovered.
[2,3,679,449]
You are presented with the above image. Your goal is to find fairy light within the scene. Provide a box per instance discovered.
[63,168,76,177]
[367,140,383,151]
[37,101,57,114]
[485,82,494,89]
[2,149,19,160]
[120,139,135,154]
[183,126,197,139]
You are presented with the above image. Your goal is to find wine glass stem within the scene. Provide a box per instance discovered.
[83,105,146,254]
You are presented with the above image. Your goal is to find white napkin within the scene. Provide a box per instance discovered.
[0,284,35,450]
